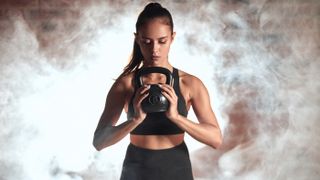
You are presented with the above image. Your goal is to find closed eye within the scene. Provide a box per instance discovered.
[140,36,169,45]
[159,40,167,44]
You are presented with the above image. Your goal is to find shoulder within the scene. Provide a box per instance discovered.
[177,69,204,88]
[176,68,207,100]
[111,72,135,92]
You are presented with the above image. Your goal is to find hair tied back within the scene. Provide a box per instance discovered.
[144,2,163,10]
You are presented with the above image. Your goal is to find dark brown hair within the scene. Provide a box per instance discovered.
[119,2,174,77]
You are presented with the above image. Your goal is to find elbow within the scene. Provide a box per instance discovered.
[93,139,103,151]
[93,145,103,151]
[93,136,114,151]
[210,134,223,149]
[210,139,222,149]
[214,137,223,149]
[93,135,107,151]
[92,127,115,151]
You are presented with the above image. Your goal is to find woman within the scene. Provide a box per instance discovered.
[93,2,222,180]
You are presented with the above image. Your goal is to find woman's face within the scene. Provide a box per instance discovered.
[136,18,175,66]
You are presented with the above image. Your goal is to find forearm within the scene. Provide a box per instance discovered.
[174,115,222,149]
[93,118,140,151]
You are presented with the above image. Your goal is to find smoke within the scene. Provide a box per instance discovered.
[0,2,135,180]
[0,0,319,180]
[188,0,320,179]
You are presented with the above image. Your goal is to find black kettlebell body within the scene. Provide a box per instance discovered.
[136,67,173,113]
[141,84,168,113]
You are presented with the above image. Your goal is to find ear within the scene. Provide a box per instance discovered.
[171,32,176,42]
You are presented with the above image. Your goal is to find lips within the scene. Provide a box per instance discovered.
[152,56,160,60]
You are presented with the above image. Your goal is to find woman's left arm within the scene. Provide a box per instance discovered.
[161,76,223,149]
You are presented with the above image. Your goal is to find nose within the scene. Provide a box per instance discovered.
[152,42,160,55]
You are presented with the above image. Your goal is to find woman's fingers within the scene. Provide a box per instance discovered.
[138,85,150,102]
[131,85,150,122]
[140,85,150,94]
[135,85,149,99]
[160,84,176,100]
[159,84,179,120]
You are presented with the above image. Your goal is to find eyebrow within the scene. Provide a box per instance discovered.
[141,36,168,40]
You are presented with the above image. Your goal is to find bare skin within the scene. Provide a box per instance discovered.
[93,18,222,151]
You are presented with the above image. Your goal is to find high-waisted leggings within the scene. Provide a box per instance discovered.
[120,141,194,180]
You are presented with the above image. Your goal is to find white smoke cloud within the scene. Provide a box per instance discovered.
[0,0,319,180]
[188,0,320,179]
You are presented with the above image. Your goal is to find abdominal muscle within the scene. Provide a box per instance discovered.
[130,134,185,150]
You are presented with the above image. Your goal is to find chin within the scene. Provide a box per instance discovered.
[145,60,162,66]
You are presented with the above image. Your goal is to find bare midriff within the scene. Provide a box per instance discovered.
[130,134,185,150]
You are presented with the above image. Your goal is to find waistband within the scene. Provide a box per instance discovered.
[128,141,187,152]
[124,141,190,168]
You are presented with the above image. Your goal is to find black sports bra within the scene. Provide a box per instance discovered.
[128,67,188,135]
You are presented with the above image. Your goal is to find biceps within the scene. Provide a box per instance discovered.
[97,90,126,129]
[191,88,216,124]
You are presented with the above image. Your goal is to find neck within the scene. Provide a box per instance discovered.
[142,62,173,72]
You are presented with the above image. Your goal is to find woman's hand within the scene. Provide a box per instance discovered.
[132,85,150,123]
[160,84,180,121]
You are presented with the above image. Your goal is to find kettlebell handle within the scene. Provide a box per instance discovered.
[136,67,173,87]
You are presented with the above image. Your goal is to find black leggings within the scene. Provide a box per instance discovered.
[120,141,194,180]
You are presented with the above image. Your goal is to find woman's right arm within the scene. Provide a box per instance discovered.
[92,78,148,151]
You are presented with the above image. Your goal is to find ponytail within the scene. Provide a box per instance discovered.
[119,41,143,77]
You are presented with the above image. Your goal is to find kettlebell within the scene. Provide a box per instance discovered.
[136,67,173,113]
